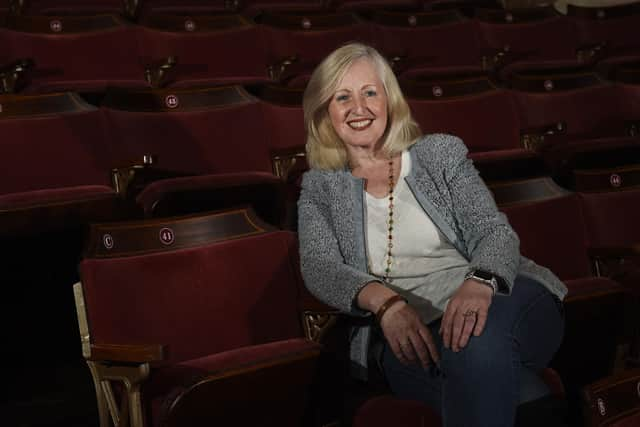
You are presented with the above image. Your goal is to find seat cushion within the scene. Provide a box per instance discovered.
[144,338,321,427]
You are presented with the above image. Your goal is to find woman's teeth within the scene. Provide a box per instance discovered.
[349,119,372,129]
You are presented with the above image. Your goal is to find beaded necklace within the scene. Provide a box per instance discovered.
[382,157,395,283]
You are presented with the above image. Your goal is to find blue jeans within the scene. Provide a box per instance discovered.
[380,276,565,427]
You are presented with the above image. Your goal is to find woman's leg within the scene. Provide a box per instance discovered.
[381,276,564,427]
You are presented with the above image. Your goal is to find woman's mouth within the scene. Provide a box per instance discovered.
[348,119,373,130]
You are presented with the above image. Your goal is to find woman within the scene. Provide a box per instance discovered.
[298,43,567,427]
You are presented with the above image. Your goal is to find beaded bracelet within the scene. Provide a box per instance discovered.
[375,294,407,323]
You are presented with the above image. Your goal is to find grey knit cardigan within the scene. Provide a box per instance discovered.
[298,134,568,378]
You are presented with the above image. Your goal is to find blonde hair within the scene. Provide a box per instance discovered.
[303,42,422,170]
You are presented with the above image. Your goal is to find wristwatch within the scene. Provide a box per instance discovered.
[464,270,506,296]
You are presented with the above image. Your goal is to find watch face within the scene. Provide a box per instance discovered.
[473,270,494,280]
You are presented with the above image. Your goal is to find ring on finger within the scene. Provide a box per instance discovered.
[463,309,478,318]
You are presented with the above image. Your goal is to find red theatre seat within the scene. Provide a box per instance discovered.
[3,14,147,94]
[476,7,578,61]
[0,92,125,410]
[0,91,121,234]
[567,3,640,57]
[493,176,629,422]
[508,68,640,185]
[75,208,321,427]
[136,13,270,88]
[257,10,372,85]
[102,85,286,223]
[403,73,524,153]
[369,9,487,76]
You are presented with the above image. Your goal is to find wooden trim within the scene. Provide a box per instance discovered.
[489,176,571,207]
[256,10,361,30]
[0,92,96,118]
[582,368,640,427]
[101,85,256,112]
[140,13,252,32]
[5,14,130,34]
[84,207,275,258]
[475,6,559,24]
[402,73,497,99]
[371,9,465,27]
[509,69,604,92]
[574,165,640,193]
[89,343,165,363]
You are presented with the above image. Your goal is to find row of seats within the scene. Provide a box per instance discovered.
[2,71,638,226]
[72,202,639,426]
[0,4,639,93]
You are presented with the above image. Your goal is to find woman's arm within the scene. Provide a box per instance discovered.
[437,135,520,294]
[298,171,382,315]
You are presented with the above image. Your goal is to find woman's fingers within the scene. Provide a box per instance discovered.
[473,310,488,337]
[457,311,477,350]
[418,326,439,366]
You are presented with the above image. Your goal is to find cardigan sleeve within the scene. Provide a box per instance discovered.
[297,171,380,315]
[426,135,520,294]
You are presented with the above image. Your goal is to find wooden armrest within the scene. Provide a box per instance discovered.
[626,119,640,137]
[0,58,34,94]
[89,343,165,363]
[520,122,567,151]
[144,56,178,88]
[111,156,193,198]
[576,41,608,64]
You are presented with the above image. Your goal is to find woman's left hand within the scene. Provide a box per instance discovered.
[440,279,493,352]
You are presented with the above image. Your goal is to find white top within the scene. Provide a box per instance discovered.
[365,150,470,324]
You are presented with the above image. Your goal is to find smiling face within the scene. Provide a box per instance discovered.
[327,58,388,153]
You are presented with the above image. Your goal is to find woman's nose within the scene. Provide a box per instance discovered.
[352,95,367,114]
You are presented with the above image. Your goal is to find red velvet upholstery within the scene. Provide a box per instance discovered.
[407,88,523,152]
[371,13,484,72]
[81,231,304,364]
[0,108,114,195]
[0,185,114,208]
[136,20,270,87]
[511,82,626,139]
[477,15,579,62]
[145,338,319,427]
[334,0,420,11]
[260,13,373,79]
[4,18,146,93]
[501,193,592,280]
[103,96,273,175]
[568,10,640,55]
[580,188,640,248]
[80,227,320,426]
[261,100,305,152]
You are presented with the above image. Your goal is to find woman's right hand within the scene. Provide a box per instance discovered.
[379,300,440,368]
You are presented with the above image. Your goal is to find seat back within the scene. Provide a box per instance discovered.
[579,184,640,248]
[4,14,145,92]
[476,9,579,61]
[370,10,484,70]
[137,14,269,87]
[102,85,273,175]
[259,11,372,78]
[80,209,305,365]
[0,92,114,195]
[495,179,593,280]
[17,0,130,15]
[404,76,522,152]
[568,3,640,54]
[509,72,626,139]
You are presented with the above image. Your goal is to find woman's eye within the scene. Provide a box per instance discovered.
[365,89,377,97]
[336,94,349,102]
